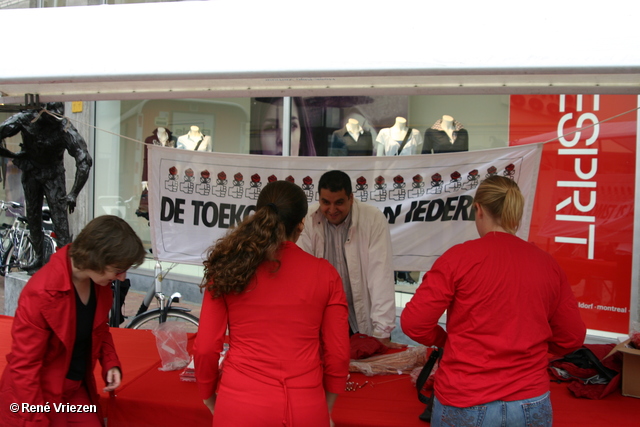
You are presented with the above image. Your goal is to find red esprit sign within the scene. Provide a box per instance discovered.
[510,94,637,334]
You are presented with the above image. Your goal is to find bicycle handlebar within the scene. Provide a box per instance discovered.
[0,201,24,215]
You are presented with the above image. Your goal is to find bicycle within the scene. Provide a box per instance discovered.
[110,260,199,333]
[0,201,57,276]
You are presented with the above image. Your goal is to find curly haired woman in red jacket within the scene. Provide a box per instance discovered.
[0,215,146,427]
[195,180,350,427]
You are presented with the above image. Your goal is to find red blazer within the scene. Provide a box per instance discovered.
[0,245,120,427]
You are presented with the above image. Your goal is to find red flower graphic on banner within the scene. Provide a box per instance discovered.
[487,166,497,175]
[468,169,478,178]
[412,174,423,184]
[218,171,226,180]
[234,172,243,181]
[251,173,261,183]
[268,174,278,183]
[303,176,313,186]
[375,176,385,185]
[185,168,194,177]
[357,176,367,186]
[451,171,461,180]
[169,166,178,176]
[201,170,210,179]
[505,164,515,172]
[431,173,442,183]
[285,175,295,183]
[393,175,404,184]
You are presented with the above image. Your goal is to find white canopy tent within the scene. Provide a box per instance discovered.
[0,0,638,335]
[1,0,640,102]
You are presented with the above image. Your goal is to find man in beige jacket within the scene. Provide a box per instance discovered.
[297,170,404,348]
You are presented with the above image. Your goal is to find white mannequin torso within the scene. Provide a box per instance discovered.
[346,118,362,141]
[441,115,455,142]
[389,117,408,141]
[376,117,423,156]
[177,126,212,151]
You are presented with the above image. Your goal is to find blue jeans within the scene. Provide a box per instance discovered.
[431,391,552,427]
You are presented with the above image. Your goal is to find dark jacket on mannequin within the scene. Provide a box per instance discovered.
[142,128,177,181]
[422,120,469,154]
[329,127,374,156]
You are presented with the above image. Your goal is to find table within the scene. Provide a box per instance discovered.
[1,315,638,426]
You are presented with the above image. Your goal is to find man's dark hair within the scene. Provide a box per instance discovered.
[318,170,352,196]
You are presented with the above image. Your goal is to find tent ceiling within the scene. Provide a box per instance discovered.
[1,1,639,103]
[2,71,640,103]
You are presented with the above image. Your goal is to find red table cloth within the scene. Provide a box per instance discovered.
[1,315,637,427]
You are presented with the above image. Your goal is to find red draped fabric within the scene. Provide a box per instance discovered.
[0,316,637,427]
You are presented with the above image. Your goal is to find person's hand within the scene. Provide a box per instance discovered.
[103,367,122,392]
[203,394,216,414]
[61,194,77,213]
[376,337,408,349]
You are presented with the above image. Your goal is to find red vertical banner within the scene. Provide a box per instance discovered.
[510,95,637,333]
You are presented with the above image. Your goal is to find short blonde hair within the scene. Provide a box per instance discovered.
[474,176,524,234]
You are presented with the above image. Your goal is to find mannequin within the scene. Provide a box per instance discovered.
[138,127,178,221]
[328,118,374,156]
[156,127,170,146]
[345,118,361,141]
[177,126,212,152]
[141,127,177,182]
[441,115,455,142]
[376,116,423,156]
[422,115,469,154]
[389,117,408,141]
[376,117,420,283]
[189,126,202,138]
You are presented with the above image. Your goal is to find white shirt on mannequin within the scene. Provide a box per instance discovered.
[177,126,212,151]
[376,117,423,156]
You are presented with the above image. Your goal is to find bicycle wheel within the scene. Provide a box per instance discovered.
[17,235,37,270]
[0,226,12,258]
[0,242,13,276]
[43,235,56,264]
[126,309,200,334]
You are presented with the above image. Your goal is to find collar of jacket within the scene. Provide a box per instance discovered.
[41,244,74,293]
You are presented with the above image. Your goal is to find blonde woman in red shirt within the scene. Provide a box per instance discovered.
[401,175,585,427]
[195,180,350,427]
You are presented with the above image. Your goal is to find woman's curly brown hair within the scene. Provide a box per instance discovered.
[201,180,308,297]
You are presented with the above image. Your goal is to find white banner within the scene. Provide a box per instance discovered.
[148,144,542,270]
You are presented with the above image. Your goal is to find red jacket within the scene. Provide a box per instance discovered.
[194,242,349,426]
[0,245,120,427]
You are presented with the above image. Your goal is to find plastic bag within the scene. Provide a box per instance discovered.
[410,356,439,389]
[152,321,190,371]
[180,343,229,382]
[179,356,196,382]
[349,345,427,376]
